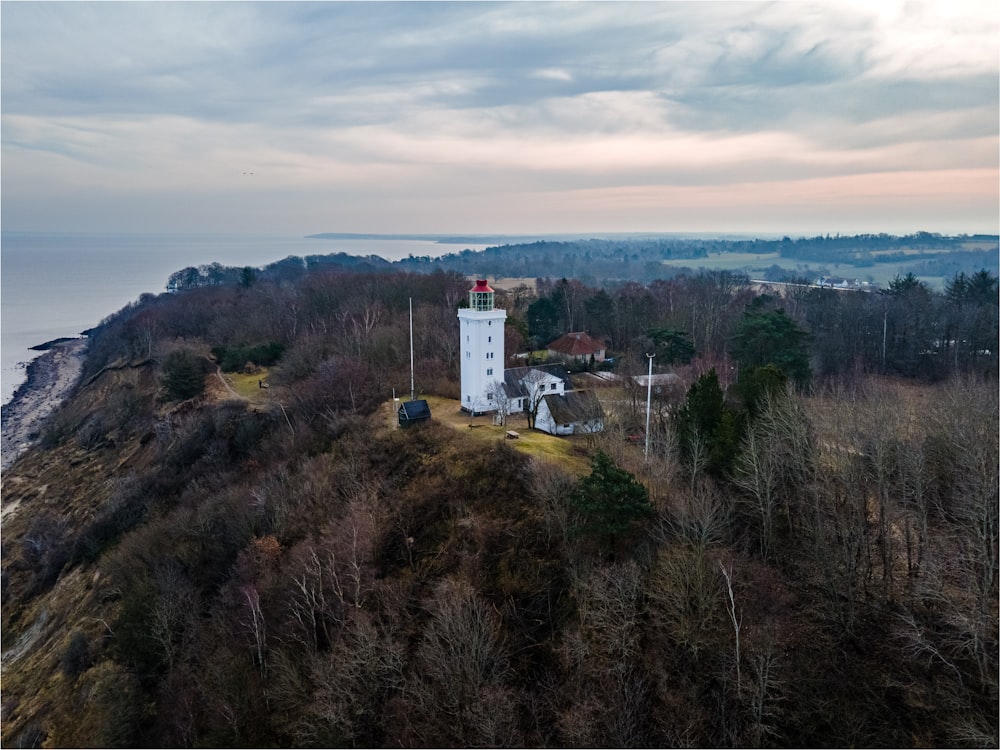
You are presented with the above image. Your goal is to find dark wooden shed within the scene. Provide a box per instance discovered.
[397,399,431,427]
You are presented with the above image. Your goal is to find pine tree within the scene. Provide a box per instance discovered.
[571,451,653,545]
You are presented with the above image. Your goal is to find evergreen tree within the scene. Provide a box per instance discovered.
[571,451,653,545]
[885,272,927,297]
[647,327,695,364]
[735,363,788,418]
[675,369,742,479]
[729,297,812,388]
[161,350,206,401]
[526,296,561,346]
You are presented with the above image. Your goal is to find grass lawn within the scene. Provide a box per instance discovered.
[399,394,594,476]
[220,369,272,402]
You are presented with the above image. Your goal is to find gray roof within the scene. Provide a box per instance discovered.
[502,364,572,398]
[632,373,682,387]
[541,390,604,424]
[398,399,431,420]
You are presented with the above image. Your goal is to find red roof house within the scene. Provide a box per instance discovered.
[546,332,607,363]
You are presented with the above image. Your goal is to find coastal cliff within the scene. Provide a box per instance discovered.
[1,338,87,471]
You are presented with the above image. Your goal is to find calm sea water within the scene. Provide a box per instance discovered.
[1,232,484,405]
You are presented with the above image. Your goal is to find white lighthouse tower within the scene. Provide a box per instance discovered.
[458,278,506,414]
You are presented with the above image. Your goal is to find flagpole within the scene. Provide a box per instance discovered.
[410,297,415,402]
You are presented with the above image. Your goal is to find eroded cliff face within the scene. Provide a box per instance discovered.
[1,355,232,747]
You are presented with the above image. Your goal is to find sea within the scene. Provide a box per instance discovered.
[1,231,488,406]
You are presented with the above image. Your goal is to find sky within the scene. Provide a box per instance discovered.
[1,0,997,238]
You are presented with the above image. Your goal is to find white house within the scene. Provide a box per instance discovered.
[499,364,570,413]
[535,390,605,435]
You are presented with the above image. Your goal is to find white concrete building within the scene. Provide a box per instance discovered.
[458,279,507,414]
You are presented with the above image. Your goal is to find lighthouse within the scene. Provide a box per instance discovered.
[457,279,506,414]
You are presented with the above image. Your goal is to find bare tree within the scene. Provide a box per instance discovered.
[576,560,644,664]
[527,458,576,549]
[302,615,405,745]
[682,424,712,492]
[487,379,513,426]
[288,547,339,653]
[148,560,197,670]
[341,301,386,358]
[898,438,931,578]
[521,368,554,429]
[805,469,869,634]
[240,584,267,680]
[647,540,725,658]
[732,389,816,560]
[719,563,742,697]
[732,425,781,561]
[746,639,784,745]
[407,577,511,745]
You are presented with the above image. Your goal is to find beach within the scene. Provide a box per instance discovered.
[1,338,88,472]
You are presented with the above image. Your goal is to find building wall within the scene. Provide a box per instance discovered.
[546,346,605,363]
[535,399,604,436]
[534,400,567,435]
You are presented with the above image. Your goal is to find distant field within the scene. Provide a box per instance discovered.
[656,250,976,290]
[490,276,537,290]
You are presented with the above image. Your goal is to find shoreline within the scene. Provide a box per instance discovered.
[1,338,88,472]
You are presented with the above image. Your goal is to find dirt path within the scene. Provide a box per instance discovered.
[214,366,246,401]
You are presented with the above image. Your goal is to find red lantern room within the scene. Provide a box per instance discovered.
[469,279,495,311]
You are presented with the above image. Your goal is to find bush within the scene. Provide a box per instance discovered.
[60,631,92,678]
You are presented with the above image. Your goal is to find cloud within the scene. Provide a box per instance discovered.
[1,0,996,235]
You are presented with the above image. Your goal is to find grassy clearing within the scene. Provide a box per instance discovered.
[403,394,593,475]
[220,369,271,401]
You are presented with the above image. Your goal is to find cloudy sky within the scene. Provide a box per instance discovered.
[2,1,997,237]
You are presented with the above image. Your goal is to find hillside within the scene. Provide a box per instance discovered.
[1,265,996,748]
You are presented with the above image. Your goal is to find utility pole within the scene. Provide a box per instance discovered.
[409,297,415,402]
[645,352,655,461]
[882,304,888,374]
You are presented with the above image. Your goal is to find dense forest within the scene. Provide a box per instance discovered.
[2,253,997,747]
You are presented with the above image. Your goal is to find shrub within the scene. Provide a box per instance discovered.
[212,342,286,373]
[60,631,92,678]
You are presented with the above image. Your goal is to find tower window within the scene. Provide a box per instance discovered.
[487,368,493,376]
[488,336,492,342]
